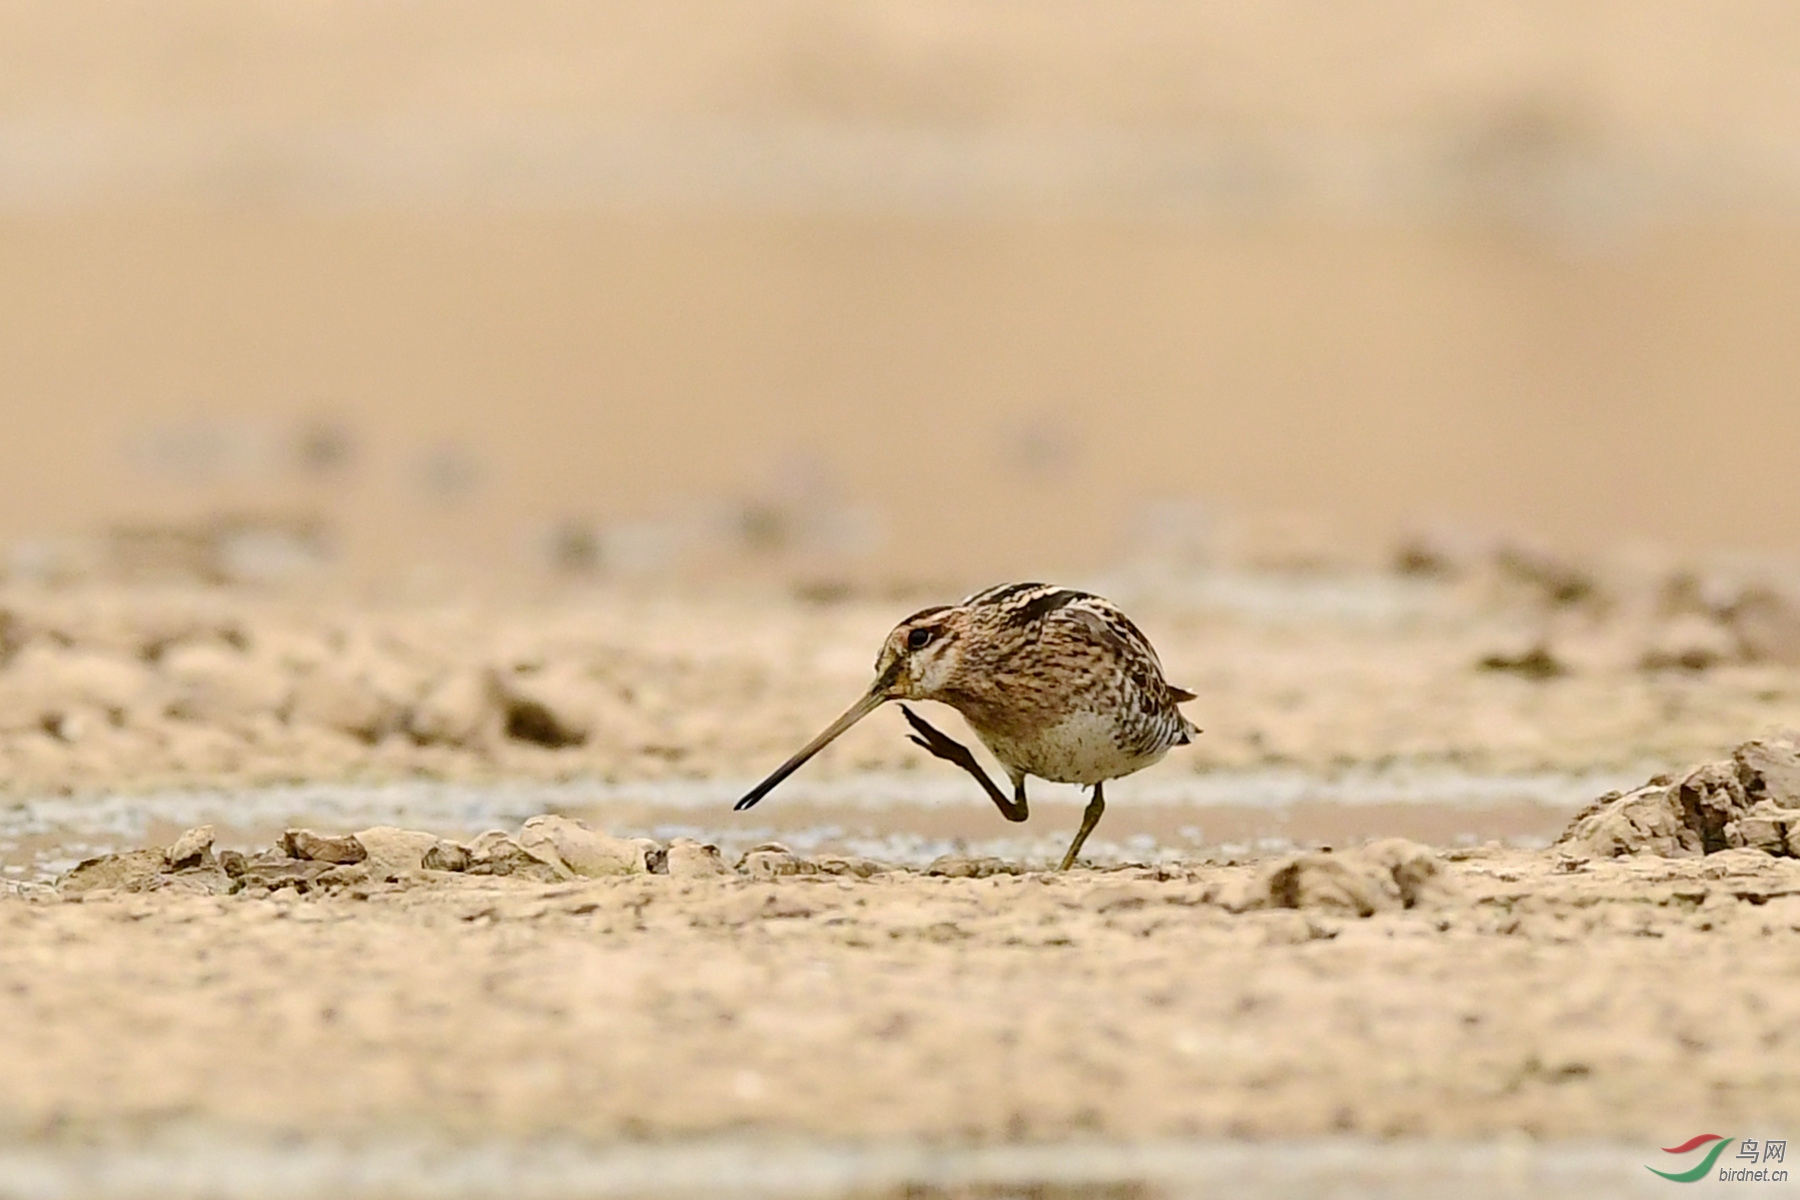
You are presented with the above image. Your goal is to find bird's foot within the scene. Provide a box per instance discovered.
[899,704,983,771]
[900,704,1027,822]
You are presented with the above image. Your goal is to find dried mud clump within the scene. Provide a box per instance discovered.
[517,814,646,876]
[1476,643,1567,680]
[281,829,366,864]
[1653,572,1800,669]
[1221,838,1458,916]
[58,824,233,895]
[926,855,1027,879]
[54,818,751,897]
[59,825,1471,914]
[1391,531,1599,608]
[735,842,888,879]
[1558,738,1800,858]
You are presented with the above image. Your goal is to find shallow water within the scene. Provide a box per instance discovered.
[0,766,1633,884]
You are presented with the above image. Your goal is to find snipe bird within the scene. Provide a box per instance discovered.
[735,582,1199,870]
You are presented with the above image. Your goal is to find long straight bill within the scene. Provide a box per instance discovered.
[734,689,886,811]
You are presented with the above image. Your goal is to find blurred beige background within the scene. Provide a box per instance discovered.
[4,1,1800,583]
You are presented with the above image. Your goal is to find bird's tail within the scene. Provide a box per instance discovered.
[1169,684,1201,742]
[1168,687,1201,743]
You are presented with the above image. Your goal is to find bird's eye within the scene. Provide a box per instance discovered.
[906,627,933,650]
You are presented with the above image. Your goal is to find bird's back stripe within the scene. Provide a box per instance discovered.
[1002,587,1085,628]
[967,581,1046,606]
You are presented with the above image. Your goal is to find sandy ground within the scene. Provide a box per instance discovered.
[3,559,1800,1197]
[4,548,1800,801]
[6,842,1800,1152]
[13,6,1800,1191]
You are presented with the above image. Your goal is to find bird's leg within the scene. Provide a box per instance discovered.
[1059,782,1106,871]
[899,704,1028,823]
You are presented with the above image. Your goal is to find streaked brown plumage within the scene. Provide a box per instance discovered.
[736,582,1200,870]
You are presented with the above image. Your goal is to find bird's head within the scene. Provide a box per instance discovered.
[732,601,969,812]
[869,604,965,700]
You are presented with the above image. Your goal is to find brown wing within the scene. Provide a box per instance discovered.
[1058,599,1179,689]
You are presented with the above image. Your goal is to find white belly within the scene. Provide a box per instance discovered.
[982,710,1169,786]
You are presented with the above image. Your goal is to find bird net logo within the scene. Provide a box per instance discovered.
[1649,1135,1788,1183]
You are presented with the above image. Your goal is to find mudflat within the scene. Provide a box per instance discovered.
[5,842,1800,1145]
[1,552,1796,800]
[5,552,1800,1173]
